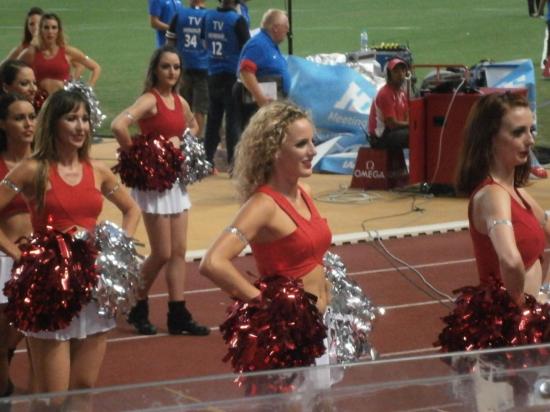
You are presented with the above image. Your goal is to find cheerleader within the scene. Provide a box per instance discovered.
[18,13,100,95]
[0,89,140,394]
[437,92,550,359]
[0,93,35,397]
[200,101,330,372]
[456,92,549,306]
[2,7,43,63]
[111,46,208,336]
[0,60,37,103]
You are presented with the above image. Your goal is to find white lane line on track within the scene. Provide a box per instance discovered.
[151,257,478,299]
[179,245,550,298]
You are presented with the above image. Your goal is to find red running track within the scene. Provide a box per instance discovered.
[11,229,539,394]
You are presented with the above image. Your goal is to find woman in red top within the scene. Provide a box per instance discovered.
[2,7,43,63]
[0,94,35,398]
[0,90,140,397]
[18,13,100,95]
[200,102,332,376]
[456,92,549,305]
[111,46,207,337]
[201,101,330,310]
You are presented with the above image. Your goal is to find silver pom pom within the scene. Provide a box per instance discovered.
[324,251,383,363]
[180,128,213,185]
[64,80,106,132]
[92,221,143,318]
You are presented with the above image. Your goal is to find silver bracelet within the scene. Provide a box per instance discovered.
[488,219,512,233]
[105,183,120,197]
[1,178,22,193]
[125,111,136,121]
[225,226,248,244]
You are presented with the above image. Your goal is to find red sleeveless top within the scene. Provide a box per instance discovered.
[29,162,103,232]
[469,178,545,285]
[138,90,186,138]
[33,47,71,83]
[250,185,332,279]
[0,157,28,219]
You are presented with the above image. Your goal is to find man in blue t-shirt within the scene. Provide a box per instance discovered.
[234,9,289,133]
[167,0,209,136]
[201,0,249,169]
[149,0,182,47]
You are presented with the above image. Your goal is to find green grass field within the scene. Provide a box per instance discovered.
[2,0,550,146]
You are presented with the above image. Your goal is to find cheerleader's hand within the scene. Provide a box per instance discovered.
[513,293,526,307]
[7,243,22,263]
[11,249,22,263]
[168,136,181,147]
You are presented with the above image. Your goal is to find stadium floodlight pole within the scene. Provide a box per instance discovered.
[286,0,293,55]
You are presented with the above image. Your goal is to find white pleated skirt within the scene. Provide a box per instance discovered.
[0,254,13,305]
[24,300,116,341]
[131,180,191,214]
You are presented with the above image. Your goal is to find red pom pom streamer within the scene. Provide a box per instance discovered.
[33,88,48,112]
[220,275,327,375]
[2,225,99,332]
[435,277,550,369]
[111,134,184,192]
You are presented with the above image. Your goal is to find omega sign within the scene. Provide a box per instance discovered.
[354,160,385,179]
[350,148,408,190]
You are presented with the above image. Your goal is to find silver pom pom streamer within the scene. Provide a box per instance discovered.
[64,80,106,132]
[180,128,213,185]
[539,283,550,301]
[324,251,384,363]
[92,221,143,318]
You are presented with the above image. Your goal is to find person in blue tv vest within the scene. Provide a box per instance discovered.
[167,0,210,137]
[202,0,249,170]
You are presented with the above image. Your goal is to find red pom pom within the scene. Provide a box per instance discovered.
[33,88,48,112]
[220,275,327,374]
[3,226,99,332]
[435,277,550,368]
[112,134,184,192]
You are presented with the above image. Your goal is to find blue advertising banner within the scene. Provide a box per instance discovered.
[287,56,378,135]
[287,55,379,173]
[474,59,536,113]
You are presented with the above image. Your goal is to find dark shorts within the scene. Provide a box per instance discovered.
[181,70,209,114]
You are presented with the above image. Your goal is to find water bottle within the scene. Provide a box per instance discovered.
[360,30,369,51]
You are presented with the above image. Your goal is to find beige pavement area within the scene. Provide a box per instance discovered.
[93,140,550,254]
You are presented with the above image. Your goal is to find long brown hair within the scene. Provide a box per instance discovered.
[22,7,44,45]
[142,46,182,94]
[0,93,33,153]
[36,13,66,48]
[455,92,531,196]
[32,89,91,210]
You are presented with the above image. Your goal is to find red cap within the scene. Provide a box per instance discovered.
[386,58,408,71]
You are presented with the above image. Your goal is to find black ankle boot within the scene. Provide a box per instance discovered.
[167,301,210,336]
[0,379,13,398]
[127,299,157,335]
[6,349,14,365]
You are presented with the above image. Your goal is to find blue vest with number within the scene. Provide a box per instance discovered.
[203,9,241,75]
[174,6,208,70]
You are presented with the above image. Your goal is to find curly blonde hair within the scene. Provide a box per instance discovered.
[232,101,310,202]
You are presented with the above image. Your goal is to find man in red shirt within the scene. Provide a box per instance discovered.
[367,58,409,149]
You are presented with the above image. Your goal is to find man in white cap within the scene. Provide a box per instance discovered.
[367,57,409,149]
